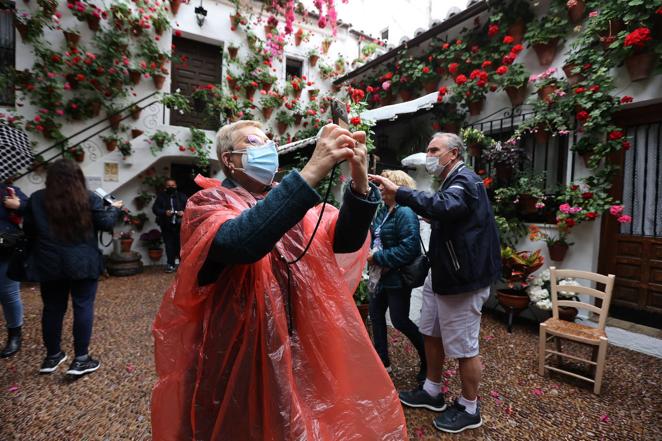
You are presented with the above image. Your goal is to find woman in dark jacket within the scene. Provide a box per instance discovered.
[22,159,122,376]
[0,182,28,357]
[368,170,426,381]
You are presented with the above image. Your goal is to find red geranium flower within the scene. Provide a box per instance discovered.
[350,116,361,125]
[442,42,450,49]
[589,85,600,93]
[496,66,508,75]
[620,96,633,104]
[574,87,585,94]
[581,192,593,200]
[577,111,589,122]
[488,24,499,37]
[512,44,524,54]
[503,35,514,44]
[455,74,467,85]
[437,86,448,103]
[448,63,459,74]
[471,45,480,53]
[608,130,624,140]
[422,66,430,74]
[481,60,492,69]
[624,27,652,48]
[477,80,487,88]
[622,140,631,150]
[565,219,576,228]
[502,53,516,65]
[585,212,598,220]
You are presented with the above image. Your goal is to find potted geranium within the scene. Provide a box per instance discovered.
[275,110,295,135]
[451,70,490,115]
[496,63,530,107]
[101,133,121,152]
[285,76,303,98]
[140,229,164,261]
[307,48,320,67]
[118,139,133,159]
[227,43,239,60]
[259,91,284,119]
[529,225,574,262]
[128,212,149,231]
[484,141,528,183]
[524,6,569,66]
[614,27,655,81]
[66,145,86,163]
[191,84,221,112]
[149,130,177,154]
[527,268,581,321]
[530,67,561,104]
[117,230,134,253]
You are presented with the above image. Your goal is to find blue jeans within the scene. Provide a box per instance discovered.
[0,259,23,329]
[40,279,98,357]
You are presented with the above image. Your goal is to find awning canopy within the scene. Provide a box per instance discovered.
[359,91,440,123]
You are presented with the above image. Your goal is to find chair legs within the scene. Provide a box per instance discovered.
[593,339,608,395]
[538,325,547,376]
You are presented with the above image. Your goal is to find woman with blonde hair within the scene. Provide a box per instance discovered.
[368,169,426,382]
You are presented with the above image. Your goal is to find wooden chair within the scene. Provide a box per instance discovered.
[538,267,615,394]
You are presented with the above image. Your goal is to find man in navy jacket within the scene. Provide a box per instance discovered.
[370,132,501,434]
[152,179,188,273]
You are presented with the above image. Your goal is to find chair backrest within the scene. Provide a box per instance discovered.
[549,267,616,330]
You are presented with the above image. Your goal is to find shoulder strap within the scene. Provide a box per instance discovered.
[418,235,429,258]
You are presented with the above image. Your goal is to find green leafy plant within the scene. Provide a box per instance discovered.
[161,91,191,113]
[188,128,211,167]
[149,130,177,155]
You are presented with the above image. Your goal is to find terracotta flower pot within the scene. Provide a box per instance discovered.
[496,289,530,311]
[309,55,319,67]
[548,242,569,262]
[130,107,141,120]
[308,89,319,100]
[625,52,655,82]
[227,78,237,90]
[170,0,181,15]
[566,0,585,25]
[72,150,85,163]
[558,306,578,322]
[131,129,143,139]
[228,47,238,59]
[152,74,166,90]
[109,114,122,130]
[294,115,302,125]
[244,87,256,100]
[90,101,102,117]
[63,31,81,48]
[129,70,142,85]
[277,122,288,135]
[423,79,439,93]
[468,143,482,157]
[120,238,133,253]
[562,64,583,85]
[532,40,559,66]
[505,85,528,107]
[105,139,117,151]
[87,14,101,32]
[507,18,526,44]
[321,40,331,54]
[538,84,558,103]
[261,107,274,119]
[468,99,485,116]
[148,248,163,262]
[599,19,623,49]
[518,194,539,215]
[261,82,273,92]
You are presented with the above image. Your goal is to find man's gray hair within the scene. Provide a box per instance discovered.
[431,132,465,156]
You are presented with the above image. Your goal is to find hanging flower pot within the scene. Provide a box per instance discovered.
[468,143,482,157]
[505,85,528,107]
[625,52,655,82]
[261,107,274,119]
[308,55,319,67]
[90,101,102,117]
[277,122,288,135]
[170,0,182,15]
[423,79,440,93]
[518,194,539,215]
[131,129,144,139]
[308,89,319,100]
[566,0,585,25]
[87,14,101,32]
[532,39,559,66]
[63,31,81,48]
[129,69,142,85]
[244,86,256,100]
[69,148,85,163]
[104,138,117,152]
[468,98,485,116]
[228,46,238,60]
[109,114,122,130]
[562,64,583,85]
[398,88,413,102]
[262,82,272,92]
[321,39,331,54]
[538,84,558,103]
[507,18,526,44]
[152,74,166,90]
[148,248,164,262]
[548,242,569,262]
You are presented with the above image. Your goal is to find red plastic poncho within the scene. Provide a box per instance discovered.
[152,176,408,441]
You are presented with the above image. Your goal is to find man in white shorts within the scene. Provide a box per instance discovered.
[370,133,501,434]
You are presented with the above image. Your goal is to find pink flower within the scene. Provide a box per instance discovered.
[559,203,571,214]
[535,202,546,209]
[532,388,544,397]
[589,11,598,17]
[600,414,610,423]
[617,215,632,224]
[382,81,391,91]
[569,206,583,214]
[610,205,624,216]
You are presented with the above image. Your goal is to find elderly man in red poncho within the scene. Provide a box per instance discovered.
[151,120,408,441]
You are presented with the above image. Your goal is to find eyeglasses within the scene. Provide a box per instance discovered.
[230,137,277,153]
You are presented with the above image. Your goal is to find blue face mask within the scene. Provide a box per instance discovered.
[232,141,279,186]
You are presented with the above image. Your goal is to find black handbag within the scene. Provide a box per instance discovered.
[0,230,25,259]
[6,234,35,282]
[399,236,430,289]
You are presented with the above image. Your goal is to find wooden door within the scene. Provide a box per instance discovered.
[170,37,222,130]
[598,104,662,329]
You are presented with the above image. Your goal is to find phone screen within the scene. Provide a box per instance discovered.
[330,99,349,130]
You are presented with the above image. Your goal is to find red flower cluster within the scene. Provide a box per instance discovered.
[608,130,624,140]
[512,44,524,54]
[481,60,492,69]
[577,110,589,122]
[422,66,430,74]
[503,35,514,44]
[350,88,365,103]
[455,74,467,85]
[622,140,631,150]
[624,27,652,48]
[442,42,450,49]
[620,95,633,104]
[470,69,488,81]
[381,72,393,81]
[437,86,448,102]
[350,116,361,125]
[585,212,598,221]
[488,24,499,37]
[496,66,508,75]
[574,87,585,94]
[448,63,459,74]
[581,192,593,200]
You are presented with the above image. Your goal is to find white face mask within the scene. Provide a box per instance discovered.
[425,151,454,176]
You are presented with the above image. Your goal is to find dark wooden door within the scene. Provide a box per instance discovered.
[598,104,662,329]
[170,37,222,130]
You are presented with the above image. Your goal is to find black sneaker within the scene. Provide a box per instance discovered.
[66,356,100,376]
[433,399,482,433]
[399,387,446,412]
[39,352,67,374]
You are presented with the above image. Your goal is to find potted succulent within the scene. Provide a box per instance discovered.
[140,229,164,261]
[524,6,569,66]
[495,63,530,107]
[275,110,295,135]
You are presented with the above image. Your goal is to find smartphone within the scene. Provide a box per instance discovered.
[94,187,117,206]
[330,99,349,130]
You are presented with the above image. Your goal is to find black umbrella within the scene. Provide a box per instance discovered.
[0,124,34,182]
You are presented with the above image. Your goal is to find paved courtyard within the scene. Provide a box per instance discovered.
[1,268,660,440]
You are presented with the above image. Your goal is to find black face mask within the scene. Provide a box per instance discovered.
[166,187,176,194]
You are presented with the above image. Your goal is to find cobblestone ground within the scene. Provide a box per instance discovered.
[1,268,660,440]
